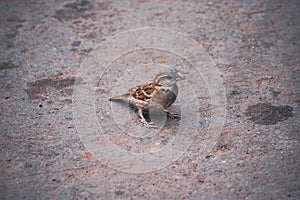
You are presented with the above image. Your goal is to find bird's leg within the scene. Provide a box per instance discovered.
[138,108,156,128]
[164,109,180,119]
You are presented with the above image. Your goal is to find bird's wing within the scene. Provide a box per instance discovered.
[130,81,161,100]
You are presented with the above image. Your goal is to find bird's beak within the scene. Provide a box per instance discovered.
[176,72,185,81]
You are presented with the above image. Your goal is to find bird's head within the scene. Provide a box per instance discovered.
[154,67,185,86]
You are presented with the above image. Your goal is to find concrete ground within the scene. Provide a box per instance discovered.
[0,0,299,199]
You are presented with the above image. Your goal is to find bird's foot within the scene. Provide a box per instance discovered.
[139,119,157,128]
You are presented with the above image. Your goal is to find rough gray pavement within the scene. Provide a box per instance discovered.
[0,0,299,199]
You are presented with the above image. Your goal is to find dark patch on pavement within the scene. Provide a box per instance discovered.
[26,77,75,100]
[5,29,18,39]
[52,0,95,22]
[3,29,19,48]
[115,188,126,195]
[71,40,81,47]
[245,103,293,125]
[0,62,19,70]
[6,15,26,23]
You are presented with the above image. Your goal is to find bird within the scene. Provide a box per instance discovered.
[109,67,185,128]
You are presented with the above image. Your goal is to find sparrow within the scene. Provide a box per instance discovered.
[109,67,185,128]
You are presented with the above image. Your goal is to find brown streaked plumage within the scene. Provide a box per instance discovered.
[130,81,161,100]
[109,67,185,128]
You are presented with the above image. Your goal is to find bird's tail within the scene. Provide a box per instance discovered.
[109,93,130,101]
